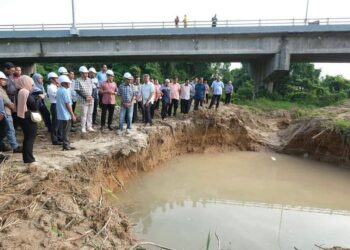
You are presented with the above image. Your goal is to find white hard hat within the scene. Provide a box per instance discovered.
[0,71,7,80]
[123,72,133,79]
[106,69,114,76]
[47,72,58,79]
[79,66,89,73]
[88,67,97,74]
[58,75,71,85]
[58,66,68,75]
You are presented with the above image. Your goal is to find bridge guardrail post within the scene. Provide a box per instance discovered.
[292,19,295,26]
[12,24,15,31]
[327,18,330,25]
[101,23,104,29]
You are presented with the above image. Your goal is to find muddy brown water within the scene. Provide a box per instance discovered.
[117,152,350,250]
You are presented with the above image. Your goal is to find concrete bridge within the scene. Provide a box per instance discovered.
[1,18,350,90]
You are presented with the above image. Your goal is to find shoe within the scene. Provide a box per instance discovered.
[0,153,9,164]
[13,146,22,153]
[1,144,12,152]
[63,146,76,151]
[126,129,131,134]
[116,130,123,135]
[81,128,87,133]
[70,128,77,132]
[28,161,39,167]
[87,127,95,132]
[52,142,63,145]
[100,126,105,131]
[108,126,113,131]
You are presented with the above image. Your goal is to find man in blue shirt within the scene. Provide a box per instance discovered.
[56,75,76,150]
[194,77,206,111]
[209,76,224,109]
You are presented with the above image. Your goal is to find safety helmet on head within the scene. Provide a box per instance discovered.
[106,70,115,76]
[0,71,7,80]
[47,72,58,80]
[123,72,133,79]
[79,66,89,73]
[58,66,68,75]
[58,75,71,85]
[88,67,97,74]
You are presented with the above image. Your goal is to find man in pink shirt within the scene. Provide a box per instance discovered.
[100,70,117,131]
[168,77,181,117]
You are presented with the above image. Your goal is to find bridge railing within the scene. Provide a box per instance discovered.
[1,17,350,31]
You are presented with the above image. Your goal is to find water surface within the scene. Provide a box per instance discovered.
[118,152,350,250]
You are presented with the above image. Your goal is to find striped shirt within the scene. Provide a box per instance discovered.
[75,77,96,104]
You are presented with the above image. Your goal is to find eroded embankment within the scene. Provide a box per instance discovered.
[0,110,260,250]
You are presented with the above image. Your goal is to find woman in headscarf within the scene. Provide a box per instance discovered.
[32,73,51,132]
[16,75,44,165]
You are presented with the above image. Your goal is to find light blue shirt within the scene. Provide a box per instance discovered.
[211,80,224,95]
[97,71,107,85]
[56,87,72,121]
[140,82,155,105]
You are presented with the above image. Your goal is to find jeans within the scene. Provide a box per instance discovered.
[161,102,170,119]
[101,104,115,127]
[18,117,37,163]
[168,99,179,117]
[119,105,133,130]
[50,104,62,143]
[80,101,94,130]
[209,94,221,109]
[0,115,19,150]
[59,120,71,149]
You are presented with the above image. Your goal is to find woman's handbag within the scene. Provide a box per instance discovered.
[30,112,42,123]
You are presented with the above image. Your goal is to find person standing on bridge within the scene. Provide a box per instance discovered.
[208,76,224,109]
[47,72,63,145]
[212,14,218,27]
[75,66,96,133]
[168,77,181,117]
[183,15,188,28]
[175,16,180,27]
[100,70,117,131]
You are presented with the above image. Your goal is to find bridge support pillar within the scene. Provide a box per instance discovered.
[21,64,36,76]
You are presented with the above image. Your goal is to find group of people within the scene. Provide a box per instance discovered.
[174,14,218,28]
[0,62,234,166]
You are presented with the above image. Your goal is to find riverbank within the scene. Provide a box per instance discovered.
[0,103,349,249]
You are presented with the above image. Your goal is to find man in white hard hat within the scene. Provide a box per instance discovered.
[0,71,22,153]
[58,66,68,76]
[89,67,99,125]
[56,75,76,150]
[75,66,96,133]
[117,72,135,134]
[47,72,62,145]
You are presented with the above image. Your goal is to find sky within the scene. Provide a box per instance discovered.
[1,0,350,78]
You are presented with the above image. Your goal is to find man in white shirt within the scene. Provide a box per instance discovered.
[140,74,154,126]
[47,72,62,145]
[209,76,224,109]
[180,79,191,114]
